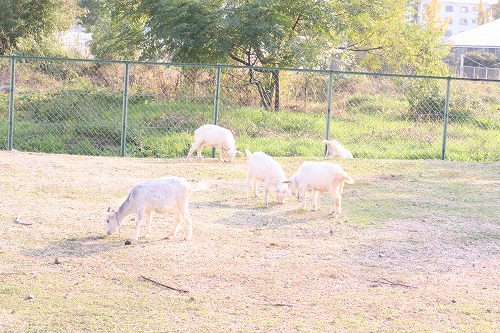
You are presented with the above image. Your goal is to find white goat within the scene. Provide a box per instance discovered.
[245,149,288,204]
[106,177,193,241]
[188,124,239,163]
[284,162,354,217]
[322,139,353,159]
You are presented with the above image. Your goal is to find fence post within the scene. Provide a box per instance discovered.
[441,77,451,160]
[120,62,131,157]
[7,55,16,150]
[212,65,222,158]
[324,72,334,156]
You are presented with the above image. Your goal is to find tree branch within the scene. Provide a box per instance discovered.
[264,297,295,307]
[140,275,189,293]
[337,46,384,52]
[229,53,250,66]
[291,14,303,31]
[369,278,418,289]
[336,31,385,53]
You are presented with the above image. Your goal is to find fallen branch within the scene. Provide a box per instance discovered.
[140,275,189,293]
[13,216,32,226]
[371,278,417,289]
[264,298,295,307]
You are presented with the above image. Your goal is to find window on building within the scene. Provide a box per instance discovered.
[445,5,453,12]
[460,19,468,25]
[472,19,476,25]
[460,6,469,13]
[444,30,452,37]
[449,18,453,24]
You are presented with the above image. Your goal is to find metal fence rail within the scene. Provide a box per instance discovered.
[1,55,499,161]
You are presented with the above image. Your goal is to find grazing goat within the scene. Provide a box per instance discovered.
[322,139,353,159]
[188,124,239,163]
[284,162,354,217]
[106,177,193,241]
[245,149,288,204]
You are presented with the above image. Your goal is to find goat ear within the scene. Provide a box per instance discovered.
[107,206,111,212]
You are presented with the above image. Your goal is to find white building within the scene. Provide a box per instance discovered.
[417,0,497,36]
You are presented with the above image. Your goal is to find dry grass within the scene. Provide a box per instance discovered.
[0,151,499,332]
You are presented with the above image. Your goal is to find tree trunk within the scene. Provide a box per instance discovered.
[248,68,280,111]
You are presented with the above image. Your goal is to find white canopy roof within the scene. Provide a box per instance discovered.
[446,19,500,48]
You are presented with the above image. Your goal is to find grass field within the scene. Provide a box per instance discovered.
[2,86,500,161]
[0,150,499,332]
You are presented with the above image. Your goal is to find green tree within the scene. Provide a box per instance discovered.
[477,0,491,25]
[0,0,80,55]
[88,0,146,59]
[79,0,101,27]
[94,0,450,72]
[90,0,451,109]
[491,0,500,20]
[422,0,451,32]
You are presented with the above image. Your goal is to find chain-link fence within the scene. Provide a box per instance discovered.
[1,55,499,161]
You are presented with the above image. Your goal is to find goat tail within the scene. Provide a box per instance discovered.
[343,174,355,185]
[245,149,253,158]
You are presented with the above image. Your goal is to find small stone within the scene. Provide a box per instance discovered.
[125,240,132,245]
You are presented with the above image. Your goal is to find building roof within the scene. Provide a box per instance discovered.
[442,0,496,4]
[446,19,500,48]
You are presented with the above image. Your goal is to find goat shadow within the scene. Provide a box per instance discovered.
[205,197,340,228]
[22,235,120,259]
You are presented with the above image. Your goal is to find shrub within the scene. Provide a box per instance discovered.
[405,81,447,122]
[345,94,407,116]
[463,52,500,68]
[449,95,485,123]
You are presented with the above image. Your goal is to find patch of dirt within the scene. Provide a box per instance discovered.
[0,150,499,332]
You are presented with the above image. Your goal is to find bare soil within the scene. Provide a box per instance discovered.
[0,151,499,332]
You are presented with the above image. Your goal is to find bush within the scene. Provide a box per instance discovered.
[345,94,407,116]
[406,81,447,122]
[15,93,73,122]
[463,52,500,68]
[15,91,123,123]
[449,94,485,122]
